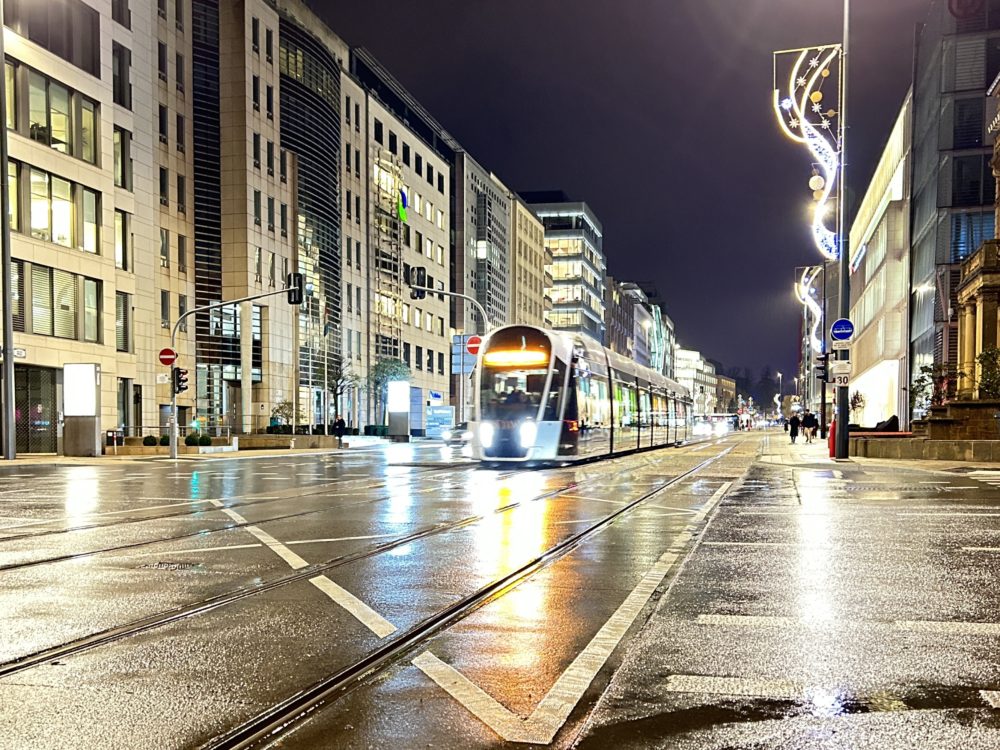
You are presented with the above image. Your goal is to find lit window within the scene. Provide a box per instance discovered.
[50,176,73,247]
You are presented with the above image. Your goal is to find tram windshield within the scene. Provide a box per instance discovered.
[479,367,546,421]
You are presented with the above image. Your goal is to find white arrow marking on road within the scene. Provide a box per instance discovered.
[412,481,732,745]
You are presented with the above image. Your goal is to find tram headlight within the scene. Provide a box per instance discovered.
[480,422,495,448]
[518,421,537,447]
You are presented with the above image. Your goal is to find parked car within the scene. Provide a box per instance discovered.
[441,422,472,446]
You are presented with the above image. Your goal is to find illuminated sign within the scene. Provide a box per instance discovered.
[482,350,549,368]
[63,363,100,417]
[387,380,410,413]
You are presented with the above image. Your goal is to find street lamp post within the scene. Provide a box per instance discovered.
[834,0,851,460]
[0,3,15,459]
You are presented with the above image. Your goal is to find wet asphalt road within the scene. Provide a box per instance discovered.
[2,434,1000,748]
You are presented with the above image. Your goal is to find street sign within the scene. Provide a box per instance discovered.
[832,372,851,388]
[830,318,855,341]
[830,360,851,375]
[159,347,178,366]
[831,340,850,351]
[466,335,482,356]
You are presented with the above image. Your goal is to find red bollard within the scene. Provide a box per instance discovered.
[828,418,836,458]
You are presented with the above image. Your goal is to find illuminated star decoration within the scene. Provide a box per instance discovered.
[772,44,843,263]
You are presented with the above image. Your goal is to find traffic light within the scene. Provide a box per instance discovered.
[172,367,189,395]
[408,265,427,299]
[286,272,304,305]
[815,353,829,383]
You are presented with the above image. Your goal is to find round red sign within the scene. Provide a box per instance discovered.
[466,335,482,356]
[159,347,178,366]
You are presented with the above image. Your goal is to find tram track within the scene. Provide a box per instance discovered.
[202,447,733,750]
[0,464,526,572]
[0,442,723,687]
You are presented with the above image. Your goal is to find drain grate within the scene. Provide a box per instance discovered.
[139,560,200,571]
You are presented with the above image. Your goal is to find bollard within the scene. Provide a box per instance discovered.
[828,418,836,458]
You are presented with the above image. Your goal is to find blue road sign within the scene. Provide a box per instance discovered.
[831,318,855,341]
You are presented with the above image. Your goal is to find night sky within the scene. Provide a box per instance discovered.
[318,0,930,377]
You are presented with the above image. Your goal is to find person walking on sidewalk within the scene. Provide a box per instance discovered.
[801,411,818,444]
[788,413,801,444]
[333,415,346,449]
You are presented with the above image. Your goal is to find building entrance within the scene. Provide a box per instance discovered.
[15,365,58,454]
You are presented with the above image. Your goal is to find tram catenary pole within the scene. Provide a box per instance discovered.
[168,283,305,459]
[834,0,851,459]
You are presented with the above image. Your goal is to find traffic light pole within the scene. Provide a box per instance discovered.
[168,285,302,460]
[408,286,492,333]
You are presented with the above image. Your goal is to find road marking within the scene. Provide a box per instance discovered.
[919,481,949,484]
[285,533,400,546]
[962,546,1000,552]
[210,500,309,569]
[0,499,218,531]
[128,543,263,557]
[898,512,1000,517]
[663,674,801,699]
[309,576,396,638]
[895,620,1000,636]
[413,481,733,745]
[982,690,1000,708]
[702,541,819,548]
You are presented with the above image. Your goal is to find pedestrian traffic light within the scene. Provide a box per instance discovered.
[815,353,829,383]
[287,272,304,305]
[408,265,427,299]
[172,367,189,395]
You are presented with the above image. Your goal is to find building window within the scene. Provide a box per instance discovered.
[81,99,96,163]
[18,65,98,163]
[176,174,186,213]
[265,28,273,62]
[252,76,260,110]
[268,252,275,286]
[438,174,444,194]
[82,187,99,253]
[344,145,351,173]
[112,0,130,28]
[114,209,128,270]
[357,286,361,312]
[267,140,274,174]
[438,352,444,375]
[403,342,411,366]
[356,241,361,267]
[253,190,261,225]
[251,17,260,52]
[253,132,261,167]
[426,164,434,185]
[415,345,423,370]
[254,246,262,282]
[355,148,360,175]
[175,0,183,30]
[178,234,187,272]
[347,283,353,312]
[374,119,383,144]
[157,0,166,18]
[280,149,287,181]
[345,96,351,125]
[415,154,422,176]
[355,195,361,224]
[6,161,16,233]
[427,348,433,371]
[5,62,14,131]
[280,203,287,236]
[160,289,169,328]
[425,312,433,332]
[159,167,169,205]
[7,0,100,77]
[116,292,130,352]
[354,103,360,131]
[178,294,188,332]
[176,113,185,152]
[346,190,352,220]
[266,85,273,119]
[84,278,99,342]
[157,42,168,81]
[112,43,131,108]
[160,228,169,267]
[389,131,397,154]
[158,104,168,142]
[267,197,274,230]
[31,265,52,335]
[114,127,132,190]
[175,53,185,93]
[402,143,410,166]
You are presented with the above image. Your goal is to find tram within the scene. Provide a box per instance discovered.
[470,325,692,463]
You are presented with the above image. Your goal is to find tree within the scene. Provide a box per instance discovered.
[976,346,1000,399]
[910,363,964,417]
[368,358,411,425]
[316,357,362,418]
[271,399,304,425]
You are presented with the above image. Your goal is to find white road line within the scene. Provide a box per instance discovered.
[285,533,400,546]
[210,500,309,569]
[962,547,1000,552]
[308,576,396,638]
[982,690,1000,708]
[413,480,733,745]
[0,498,217,531]
[702,541,817,548]
[895,620,1000,636]
[663,674,802,700]
[898,512,1000,517]
[128,543,263,557]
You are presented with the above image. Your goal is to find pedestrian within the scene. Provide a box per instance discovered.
[801,411,819,443]
[788,413,801,444]
[333,414,346,449]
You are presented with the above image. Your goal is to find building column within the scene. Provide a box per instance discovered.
[240,301,253,435]
[960,302,977,397]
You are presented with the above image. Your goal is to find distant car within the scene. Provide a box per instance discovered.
[441,422,472,446]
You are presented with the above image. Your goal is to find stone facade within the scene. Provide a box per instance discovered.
[956,239,1000,397]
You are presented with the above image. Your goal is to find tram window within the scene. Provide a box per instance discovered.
[639,389,651,427]
[480,367,545,421]
[575,370,609,430]
[543,359,567,421]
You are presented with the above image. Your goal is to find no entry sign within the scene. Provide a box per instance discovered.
[159,347,178,366]
[466,336,482,356]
